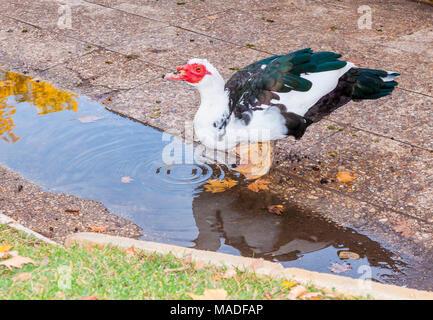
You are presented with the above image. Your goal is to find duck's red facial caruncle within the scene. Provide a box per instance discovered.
[164,63,211,83]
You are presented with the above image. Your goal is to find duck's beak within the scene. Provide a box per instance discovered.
[163,66,186,80]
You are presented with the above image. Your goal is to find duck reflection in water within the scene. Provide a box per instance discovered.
[191,186,406,274]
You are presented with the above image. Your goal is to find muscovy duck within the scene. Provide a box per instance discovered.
[164,48,399,179]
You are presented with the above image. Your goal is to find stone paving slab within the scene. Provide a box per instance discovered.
[108,26,269,79]
[103,75,198,133]
[85,0,290,25]
[241,0,433,42]
[1,0,167,47]
[38,48,166,100]
[273,126,433,222]
[85,0,233,25]
[328,89,433,151]
[0,15,90,72]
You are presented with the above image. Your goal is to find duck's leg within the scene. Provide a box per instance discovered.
[233,141,274,180]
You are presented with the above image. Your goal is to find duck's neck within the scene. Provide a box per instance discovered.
[194,72,230,127]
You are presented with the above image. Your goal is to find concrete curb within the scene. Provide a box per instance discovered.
[66,232,433,300]
[0,213,58,246]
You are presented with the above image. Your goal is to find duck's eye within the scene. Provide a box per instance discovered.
[196,67,202,72]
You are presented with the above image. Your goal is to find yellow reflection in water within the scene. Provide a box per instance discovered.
[0,71,78,143]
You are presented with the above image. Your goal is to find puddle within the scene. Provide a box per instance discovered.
[0,70,420,288]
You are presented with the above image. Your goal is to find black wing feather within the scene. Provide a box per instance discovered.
[224,48,347,126]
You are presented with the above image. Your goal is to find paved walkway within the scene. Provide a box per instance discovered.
[0,0,432,267]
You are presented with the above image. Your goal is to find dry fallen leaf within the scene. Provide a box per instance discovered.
[394,220,413,237]
[40,257,50,266]
[77,115,103,123]
[194,260,206,270]
[125,246,136,257]
[0,252,11,259]
[80,295,99,300]
[149,108,161,119]
[13,272,32,281]
[338,251,360,260]
[203,178,238,193]
[0,251,36,270]
[287,285,308,300]
[263,292,272,300]
[302,292,323,300]
[268,204,284,215]
[88,225,108,233]
[184,253,193,264]
[336,171,356,183]
[0,243,13,253]
[328,262,352,274]
[65,209,79,215]
[281,280,297,290]
[222,268,237,279]
[189,288,227,300]
[100,96,112,104]
[247,179,271,192]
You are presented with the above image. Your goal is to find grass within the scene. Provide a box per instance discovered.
[0,224,353,300]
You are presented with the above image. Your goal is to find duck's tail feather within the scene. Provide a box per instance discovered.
[351,68,400,100]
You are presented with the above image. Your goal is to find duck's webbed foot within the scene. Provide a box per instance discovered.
[233,141,274,180]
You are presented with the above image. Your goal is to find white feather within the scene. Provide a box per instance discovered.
[380,71,399,82]
[271,62,355,116]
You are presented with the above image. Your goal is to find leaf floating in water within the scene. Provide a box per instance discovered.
[203,178,238,193]
[338,251,360,260]
[121,176,134,183]
[328,262,352,274]
[77,115,103,123]
[268,204,284,215]
[247,178,271,192]
[336,171,356,183]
